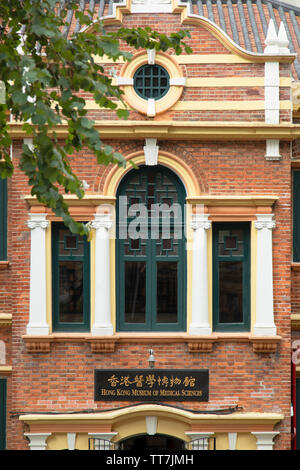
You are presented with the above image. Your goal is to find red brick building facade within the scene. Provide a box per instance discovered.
[1,0,300,451]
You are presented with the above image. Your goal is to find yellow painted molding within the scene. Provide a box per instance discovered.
[10,121,300,141]
[0,366,12,374]
[19,407,284,427]
[291,314,300,330]
[0,313,12,326]
[64,99,292,112]
[186,195,278,207]
[24,194,116,207]
[172,100,291,111]
[111,76,291,88]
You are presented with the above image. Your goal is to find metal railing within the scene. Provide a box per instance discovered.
[186,437,216,450]
[88,438,114,450]
[88,436,216,451]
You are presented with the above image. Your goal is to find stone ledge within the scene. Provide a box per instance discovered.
[249,336,281,353]
[0,314,12,326]
[291,314,300,330]
[22,333,281,354]
[0,261,10,270]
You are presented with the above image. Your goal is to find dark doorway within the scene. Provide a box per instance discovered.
[118,434,185,451]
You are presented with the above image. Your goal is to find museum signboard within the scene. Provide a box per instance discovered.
[94,369,209,402]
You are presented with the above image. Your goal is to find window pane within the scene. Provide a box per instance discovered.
[219,261,243,323]
[157,262,178,323]
[59,260,84,323]
[125,262,146,323]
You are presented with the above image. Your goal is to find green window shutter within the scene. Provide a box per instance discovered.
[0,379,6,450]
[52,223,90,332]
[293,171,300,262]
[213,222,250,332]
[0,178,7,261]
[116,165,186,332]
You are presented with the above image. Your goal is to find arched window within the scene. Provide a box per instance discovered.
[116,165,186,331]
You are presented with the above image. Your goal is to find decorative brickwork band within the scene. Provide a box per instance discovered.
[254,214,277,337]
[91,213,114,336]
[189,214,212,335]
[26,214,49,336]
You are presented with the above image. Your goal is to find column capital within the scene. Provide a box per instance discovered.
[24,432,51,450]
[190,213,211,231]
[27,213,49,230]
[254,214,276,231]
[91,213,112,231]
[251,431,279,450]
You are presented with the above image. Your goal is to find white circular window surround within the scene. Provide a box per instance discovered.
[117,50,186,117]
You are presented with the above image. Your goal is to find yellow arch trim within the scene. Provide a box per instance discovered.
[103,151,201,198]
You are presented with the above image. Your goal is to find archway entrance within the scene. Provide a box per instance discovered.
[118,434,185,451]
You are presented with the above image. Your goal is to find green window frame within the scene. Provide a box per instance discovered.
[52,222,90,332]
[0,178,7,260]
[213,222,250,332]
[0,378,6,450]
[116,165,186,332]
[293,171,300,262]
[133,64,170,100]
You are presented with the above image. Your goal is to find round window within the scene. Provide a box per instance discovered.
[133,64,170,100]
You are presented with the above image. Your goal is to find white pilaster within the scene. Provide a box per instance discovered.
[88,432,118,450]
[91,213,113,336]
[254,214,277,336]
[185,432,214,450]
[26,214,49,335]
[189,214,211,335]
[251,432,279,450]
[24,433,51,450]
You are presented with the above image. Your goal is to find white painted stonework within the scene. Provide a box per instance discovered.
[131,0,172,14]
[117,77,134,86]
[189,213,212,335]
[147,98,156,117]
[147,48,156,65]
[146,416,158,435]
[91,213,114,336]
[144,138,159,166]
[251,432,279,450]
[24,433,51,450]
[228,432,237,450]
[265,139,281,161]
[67,432,76,450]
[26,214,49,336]
[254,214,277,336]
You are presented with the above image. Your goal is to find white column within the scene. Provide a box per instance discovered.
[251,432,279,450]
[185,432,214,450]
[24,433,51,450]
[189,214,211,335]
[254,214,276,336]
[26,214,49,335]
[91,213,113,336]
[88,432,118,450]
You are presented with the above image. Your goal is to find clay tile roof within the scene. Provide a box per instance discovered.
[60,0,300,79]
